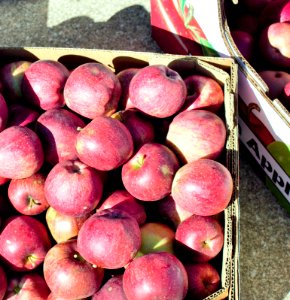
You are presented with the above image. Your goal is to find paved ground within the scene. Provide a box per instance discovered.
[0,1,289,299]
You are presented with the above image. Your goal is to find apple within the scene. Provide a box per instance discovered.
[258,70,290,99]
[259,0,290,26]
[64,62,121,119]
[7,172,49,215]
[112,108,156,150]
[97,189,147,225]
[175,214,224,262]
[123,252,188,300]
[0,126,44,179]
[75,115,134,171]
[230,30,254,62]
[259,22,290,69]
[0,60,32,101]
[35,108,86,165]
[122,142,179,201]
[172,159,233,216]
[7,103,40,128]
[185,262,221,300]
[116,68,139,110]
[0,176,9,186]
[46,206,91,243]
[92,275,127,300]
[44,159,103,217]
[281,81,290,110]
[77,208,141,269]
[182,74,224,113]
[0,94,8,132]
[5,273,50,300]
[0,265,7,300]
[129,64,187,118]
[43,239,104,299]
[166,110,226,163]
[0,215,51,271]
[156,194,192,228]
[138,222,175,256]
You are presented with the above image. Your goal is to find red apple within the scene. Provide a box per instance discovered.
[112,109,155,150]
[138,222,175,256]
[0,215,51,271]
[43,239,104,299]
[129,64,186,118]
[64,62,121,119]
[76,116,134,171]
[44,159,103,217]
[182,74,224,113]
[97,189,147,225]
[5,273,50,300]
[35,108,86,165]
[116,68,139,110]
[231,30,254,62]
[281,81,290,110]
[46,206,90,243]
[259,22,290,69]
[0,126,44,179]
[175,214,224,262]
[0,60,32,101]
[77,208,141,269]
[7,172,49,215]
[0,176,9,186]
[185,262,221,300]
[166,110,226,163]
[0,94,8,132]
[122,142,179,201]
[123,252,188,300]
[0,265,7,300]
[92,275,127,300]
[7,103,40,128]
[22,59,70,110]
[172,159,233,216]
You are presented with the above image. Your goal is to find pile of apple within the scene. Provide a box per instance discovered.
[226,0,290,111]
[0,57,233,300]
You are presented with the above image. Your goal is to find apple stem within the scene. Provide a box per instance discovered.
[25,254,39,268]
[13,286,21,294]
[27,195,41,208]
[73,252,85,263]
[133,154,146,169]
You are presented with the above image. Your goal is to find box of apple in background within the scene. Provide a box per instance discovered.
[0,47,239,300]
[150,0,290,214]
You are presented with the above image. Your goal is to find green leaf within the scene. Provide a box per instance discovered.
[199,37,219,57]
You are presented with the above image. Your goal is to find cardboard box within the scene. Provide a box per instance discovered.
[0,47,239,300]
[150,0,290,214]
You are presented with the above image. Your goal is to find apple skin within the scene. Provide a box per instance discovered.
[0,176,9,186]
[166,110,226,164]
[5,273,50,300]
[97,189,147,225]
[138,222,175,256]
[35,108,86,165]
[0,126,44,179]
[0,60,32,101]
[7,172,49,215]
[7,103,40,128]
[46,206,91,243]
[123,252,188,300]
[0,215,51,271]
[116,68,139,110]
[76,116,134,171]
[184,262,221,300]
[259,22,290,69]
[129,64,187,118]
[44,159,103,217]
[172,159,233,216]
[112,109,156,150]
[64,62,121,119]
[230,30,254,62]
[175,214,224,262]
[0,94,8,132]
[0,265,7,300]
[77,208,141,269]
[122,142,179,201]
[281,81,290,110]
[182,74,224,113]
[43,239,104,299]
[92,275,127,300]
[22,59,70,110]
